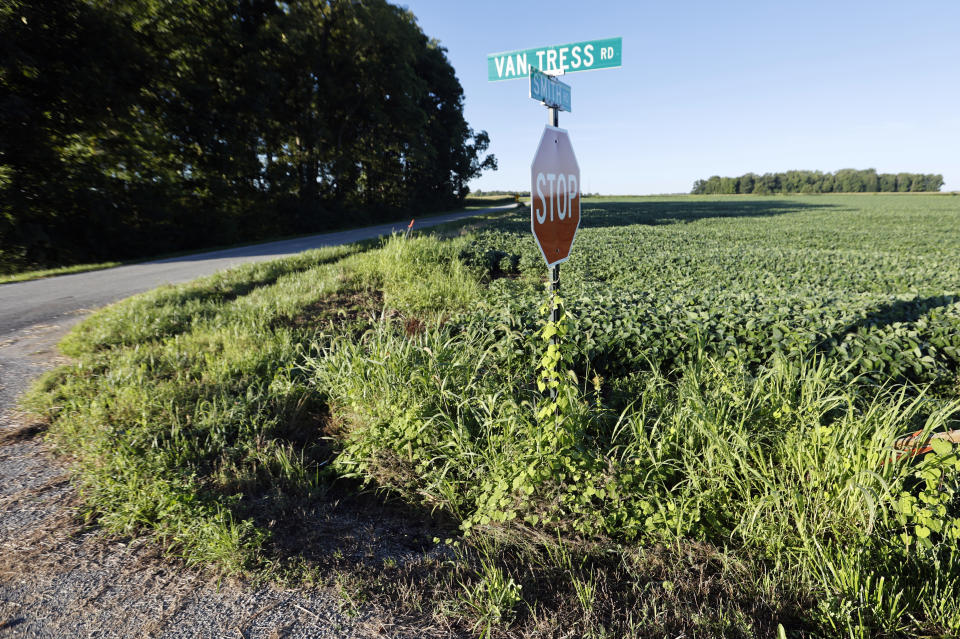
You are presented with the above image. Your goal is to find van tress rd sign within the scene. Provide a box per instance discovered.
[531,126,580,267]
[488,37,622,81]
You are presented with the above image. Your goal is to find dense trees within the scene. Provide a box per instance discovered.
[692,169,944,195]
[0,0,496,272]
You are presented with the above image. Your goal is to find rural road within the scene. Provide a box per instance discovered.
[0,203,517,339]
[0,202,518,426]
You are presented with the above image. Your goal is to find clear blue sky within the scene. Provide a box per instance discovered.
[402,0,960,194]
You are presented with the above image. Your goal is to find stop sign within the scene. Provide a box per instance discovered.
[530,126,580,267]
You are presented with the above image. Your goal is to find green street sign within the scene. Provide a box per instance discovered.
[488,37,622,82]
[529,68,571,112]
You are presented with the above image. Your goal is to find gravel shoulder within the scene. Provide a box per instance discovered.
[0,436,368,639]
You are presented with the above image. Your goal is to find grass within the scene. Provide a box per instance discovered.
[0,261,123,284]
[23,194,960,637]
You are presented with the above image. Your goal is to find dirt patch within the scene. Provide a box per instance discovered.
[249,481,458,572]
[403,316,426,336]
[280,290,384,331]
[278,288,432,340]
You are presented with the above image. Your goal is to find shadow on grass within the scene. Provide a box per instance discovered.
[232,455,808,638]
[813,294,960,360]
[805,294,960,403]
[582,198,839,228]
[66,245,372,353]
[833,294,959,334]
[493,199,840,235]
[244,479,457,572]
[152,243,369,310]
[214,372,809,637]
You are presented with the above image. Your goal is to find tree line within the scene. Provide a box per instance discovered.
[0,0,496,272]
[692,169,944,195]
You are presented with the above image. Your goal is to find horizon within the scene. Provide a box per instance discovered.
[472,176,958,197]
[473,190,960,197]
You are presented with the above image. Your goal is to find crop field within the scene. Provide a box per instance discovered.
[26,194,960,637]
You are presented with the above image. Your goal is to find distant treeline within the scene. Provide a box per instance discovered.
[692,169,944,195]
[1,0,496,272]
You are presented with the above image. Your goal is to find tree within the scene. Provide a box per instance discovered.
[836,169,865,193]
[0,0,151,266]
[688,169,944,195]
[897,173,912,192]
[719,177,738,194]
[0,0,497,272]
[924,174,944,192]
[754,173,778,195]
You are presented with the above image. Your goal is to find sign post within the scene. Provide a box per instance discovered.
[487,37,621,394]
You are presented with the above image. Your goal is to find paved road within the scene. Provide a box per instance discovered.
[0,203,517,339]
[0,203,517,427]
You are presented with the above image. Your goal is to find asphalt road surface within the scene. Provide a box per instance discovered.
[0,203,517,340]
[0,202,517,431]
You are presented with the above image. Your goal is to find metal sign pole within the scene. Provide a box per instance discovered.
[548,105,559,321]
[548,105,560,402]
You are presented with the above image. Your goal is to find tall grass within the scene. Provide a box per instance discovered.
[25,236,473,570]
[312,298,960,634]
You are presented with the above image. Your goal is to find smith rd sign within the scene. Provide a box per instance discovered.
[529,68,571,112]
[488,37,622,82]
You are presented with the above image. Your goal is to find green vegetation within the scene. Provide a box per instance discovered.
[464,194,518,204]
[692,169,944,194]
[0,0,495,274]
[0,261,122,285]
[26,194,960,636]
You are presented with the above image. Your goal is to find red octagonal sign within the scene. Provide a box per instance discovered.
[531,125,580,267]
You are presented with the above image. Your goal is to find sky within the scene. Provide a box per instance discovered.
[401,0,960,194]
